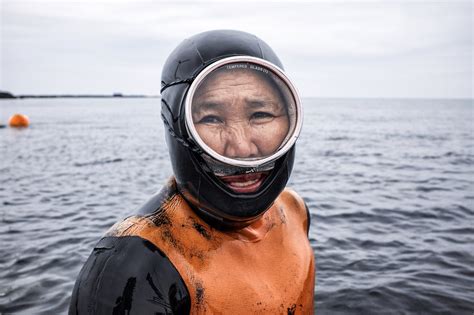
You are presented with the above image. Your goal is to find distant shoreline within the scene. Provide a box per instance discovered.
[0,92,470,101]
[0,90,162,99]
[0,94,160,99]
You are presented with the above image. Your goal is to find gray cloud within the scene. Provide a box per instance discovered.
[1,0,472,98]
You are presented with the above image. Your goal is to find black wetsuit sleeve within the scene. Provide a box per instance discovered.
[69,236,190,315]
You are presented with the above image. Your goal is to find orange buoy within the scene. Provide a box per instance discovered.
[8,114,30,128]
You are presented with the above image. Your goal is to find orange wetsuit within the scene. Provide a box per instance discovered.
[70,178,315,314]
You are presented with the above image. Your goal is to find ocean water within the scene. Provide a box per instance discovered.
[0,98,473,314]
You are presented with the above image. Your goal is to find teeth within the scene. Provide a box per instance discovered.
[229,178,259,187]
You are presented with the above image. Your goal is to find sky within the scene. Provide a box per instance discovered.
[0,0,472,98]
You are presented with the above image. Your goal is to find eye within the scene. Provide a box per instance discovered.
[251,111,274,121]
[198,115,223,124]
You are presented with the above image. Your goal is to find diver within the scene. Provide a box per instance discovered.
[69,29,315,314]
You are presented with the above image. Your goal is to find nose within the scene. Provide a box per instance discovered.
[222,125,259,159]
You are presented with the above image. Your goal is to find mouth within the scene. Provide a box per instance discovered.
[218,172,268,194]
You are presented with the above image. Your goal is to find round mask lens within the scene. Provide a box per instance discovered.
[186,57,301,168]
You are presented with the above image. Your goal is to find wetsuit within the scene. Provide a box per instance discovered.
[69,178,315,314]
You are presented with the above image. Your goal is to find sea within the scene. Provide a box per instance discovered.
[0,98,473,314]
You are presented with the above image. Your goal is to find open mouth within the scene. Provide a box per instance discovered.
[218,172,268,194]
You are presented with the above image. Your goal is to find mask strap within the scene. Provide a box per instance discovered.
[161,100,203,155]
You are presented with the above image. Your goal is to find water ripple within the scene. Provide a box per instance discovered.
[1,98,473,314]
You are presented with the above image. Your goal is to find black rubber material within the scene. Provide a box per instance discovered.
[160,29,296,229]
[69,236,190,315]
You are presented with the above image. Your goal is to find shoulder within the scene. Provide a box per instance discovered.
[280,188,306,210]
[69,236,190,314]
[103,177,180,238]
[278,188,311,235]
[70,178,190,314]
[136,177,179,216]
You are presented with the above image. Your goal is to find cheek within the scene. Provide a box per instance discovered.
[252,117,289,155]
[195,125,225,154]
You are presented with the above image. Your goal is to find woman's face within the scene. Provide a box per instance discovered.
[192,69,290,160]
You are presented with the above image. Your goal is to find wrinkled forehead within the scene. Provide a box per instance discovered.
[192,63,290,110]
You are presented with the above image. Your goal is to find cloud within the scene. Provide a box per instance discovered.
[1,0,472,97]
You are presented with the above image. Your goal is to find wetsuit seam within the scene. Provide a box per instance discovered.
[254,35,265,59]
[193,40,205,65]
[92,251,115,314]
[136,235,192,313]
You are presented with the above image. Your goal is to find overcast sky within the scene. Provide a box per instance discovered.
[1,0,472,98]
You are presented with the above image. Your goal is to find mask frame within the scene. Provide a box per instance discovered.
[184,56,303,168]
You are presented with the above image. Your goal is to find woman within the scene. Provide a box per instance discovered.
[69,29,314,314]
